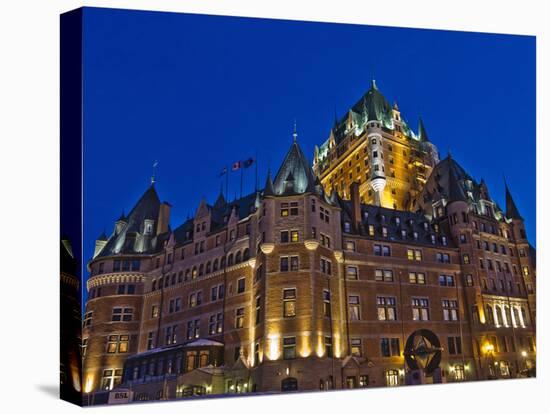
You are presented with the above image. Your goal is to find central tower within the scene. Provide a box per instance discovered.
[313,80,439,210]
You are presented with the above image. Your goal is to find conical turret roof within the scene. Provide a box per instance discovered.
[272,140,317,196]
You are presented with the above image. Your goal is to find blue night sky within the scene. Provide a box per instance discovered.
[82,7,536,280]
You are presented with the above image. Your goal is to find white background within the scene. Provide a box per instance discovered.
[0,0,548,412]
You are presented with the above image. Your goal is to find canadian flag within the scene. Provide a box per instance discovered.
[232,161,242,171]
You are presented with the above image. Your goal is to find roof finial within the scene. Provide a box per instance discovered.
[292,119,298,142]
[151,160,158,185]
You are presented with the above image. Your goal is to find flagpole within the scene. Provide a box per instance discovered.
[240,165,244,199]
[254,151,258,192]
[226,165,229,201]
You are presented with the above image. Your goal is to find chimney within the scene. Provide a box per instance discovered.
[350,181,361,230]
[157,202,172,235]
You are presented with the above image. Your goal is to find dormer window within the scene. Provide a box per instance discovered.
[395,217,400,225]
[423,222,429,230]
[401,230,407,239]
[144,219,154,235]
[413,232,418,240]
[442,236,448,246]
[430,235,436,244]
[344,222,351,233]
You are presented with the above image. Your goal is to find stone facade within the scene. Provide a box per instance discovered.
[82,84,536,404]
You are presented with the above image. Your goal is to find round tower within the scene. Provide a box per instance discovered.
[366,119,386,206]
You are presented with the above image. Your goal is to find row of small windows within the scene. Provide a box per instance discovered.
[152,250,250,291]
[349,222,448,245]
[92,259,141,275]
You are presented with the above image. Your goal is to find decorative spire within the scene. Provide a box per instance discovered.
[264,169,275,196]
[117,210,127,222]
[504,179,523,220]
[370,78,377,90]
[418,117,430,142]
[151,160,158,186]
[292,119,298,143]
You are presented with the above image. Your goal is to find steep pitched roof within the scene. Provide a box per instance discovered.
[96,185,163,257]
[505,182,523,220]
[271,140,317,196]
[447,161,467,203]
[418,117,430,142]
[352,79,393,124]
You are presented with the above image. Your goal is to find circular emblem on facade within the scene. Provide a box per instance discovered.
[404,329,443,374]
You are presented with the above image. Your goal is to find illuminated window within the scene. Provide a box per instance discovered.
[442,300,458,321]
[462,254,470,264]
[377,297,397,320]
[412,298,429,321]
[375,269,394,282]
[165,325,177,345]
[465,274,474,287]
[280,203,289,217]
[106,335,129,353]
[283,288,296,317]
[385,369,399,387]
[209,313,223,335]
[453,364,465,380]
[351,338,362,357]
[368,225,375,236]
[359,375,369,387]
[151,305,159,318]
[407,249,422,261]
[235,308,244,329]
[100,369,123,391]
[346,266,358,280]
[348,295,361,320]
[291,230,299,242]
[345,240,356,251]
[522,266,530,276]
[409,272,426,284]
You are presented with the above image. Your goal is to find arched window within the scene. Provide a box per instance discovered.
[235,251,242,264]
[158,277,163,289]
[206,261,211,274]
[199,264,204,276]
[504,306,512,326]
[152,280,156,291]
[494,305,503,325]
[281,377,298,392]
[192,266,197,278]
[243,248,250,260]
[228,254,234,267]
[220,257,226,269]
[164,277,169,287]
[185,269,190,281]
[485,305,494,324]
[213,259,219,271]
